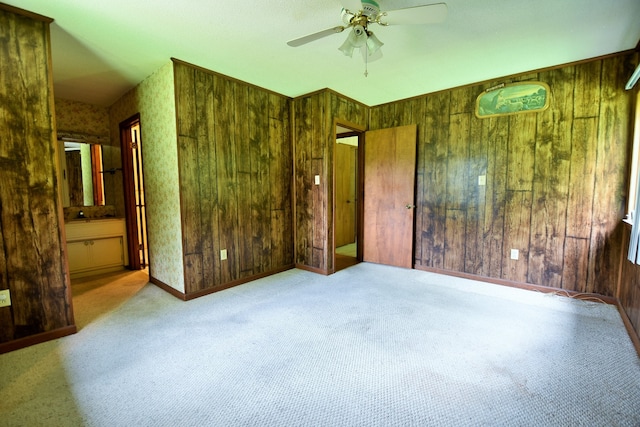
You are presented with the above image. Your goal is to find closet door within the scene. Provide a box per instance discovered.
[363,125,417,268]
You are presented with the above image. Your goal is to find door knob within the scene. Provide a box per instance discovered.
[405,204,415,209]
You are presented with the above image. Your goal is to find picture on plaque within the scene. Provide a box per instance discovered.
[476,82,550,118]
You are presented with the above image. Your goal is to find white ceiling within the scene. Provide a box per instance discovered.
[6,0,640,107]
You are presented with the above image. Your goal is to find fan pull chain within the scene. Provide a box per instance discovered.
[364,47,369,77]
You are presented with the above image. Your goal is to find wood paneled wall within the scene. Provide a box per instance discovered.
[173,61,293,296]
[369,54,637,297]
[0,5,75,350]
[293,90,368,273]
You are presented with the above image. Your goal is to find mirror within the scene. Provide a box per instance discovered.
[59,141,105,207]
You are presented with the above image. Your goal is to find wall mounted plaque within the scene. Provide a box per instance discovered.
[476,82,550,118]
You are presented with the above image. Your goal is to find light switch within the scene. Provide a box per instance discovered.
[220,249,227,260]
[314,175,320,185]
[510,249,519,260]
[478,175,486,186]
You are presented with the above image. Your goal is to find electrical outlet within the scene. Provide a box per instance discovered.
[0,289,11,308]
[220,249,227,261]
[510,249,519,260]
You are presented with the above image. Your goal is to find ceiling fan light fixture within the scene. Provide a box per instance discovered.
[366,31,384,55]
[339,37,356,57]
[341,8,355,25]
[351,25,368,47]
[361,0,381,17]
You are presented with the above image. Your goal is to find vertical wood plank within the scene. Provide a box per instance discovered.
[566,118,597,239]
[175,64,202,292]
[277,98,293,266]
[506,114,537,191]
[178,135,203,290]
[482,116,509,279]
[444,209,466,271]
[312,158,325,260]
[174,64,197,138]
[527,67,573,287]
[249,90,269,274]
[562,237,589,292]
[502,190,532,283]
[450,86,474,115]
[195,69,219,288]
[412,97,428,266]
[234,85,254,278]
[446,113,471,206]
[213,76,239,284]
[294,96,313,265]
[573,61,601,118]
[271,210,285,267]
[183,254,204,293]
[420,92,449,268]
[269,112,288,269]
[588,55,632,295]
[324,92,334,272]
[444,112,469,270]
[465,111,487,275]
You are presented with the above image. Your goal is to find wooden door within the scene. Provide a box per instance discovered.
[363,125,417,268]
[335,143,357,247]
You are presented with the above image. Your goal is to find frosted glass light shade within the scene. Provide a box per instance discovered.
[339,37,356,57]
[366,32,383,55]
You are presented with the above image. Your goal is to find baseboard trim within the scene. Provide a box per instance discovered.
[184,265,295,300]
[414,264,617,304]
[149,276,187,300]
[150,265,296,301]
[0,325,77,354]
[295,263,330,275]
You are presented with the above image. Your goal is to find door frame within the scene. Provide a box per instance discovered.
[119,113,146,270]
[333,119,366,270]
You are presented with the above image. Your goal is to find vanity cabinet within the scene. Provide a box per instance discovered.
[65,219,128,278]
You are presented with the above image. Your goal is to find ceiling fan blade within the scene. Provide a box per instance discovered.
[381,2,447,25]
[380,0,436,11]
[287,26,346,47]
[339,0,363,12]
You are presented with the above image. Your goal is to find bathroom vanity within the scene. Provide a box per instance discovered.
[65,218,128,278]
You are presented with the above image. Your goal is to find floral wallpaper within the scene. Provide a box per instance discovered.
[109,62,185,293]
[54,98,110,137]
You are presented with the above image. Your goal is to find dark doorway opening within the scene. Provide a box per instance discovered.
[334,122,364,272]
[119,114,148,270]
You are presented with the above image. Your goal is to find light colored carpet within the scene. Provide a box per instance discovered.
[1,263,639,426]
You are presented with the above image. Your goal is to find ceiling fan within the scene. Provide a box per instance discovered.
[287,0,447,63]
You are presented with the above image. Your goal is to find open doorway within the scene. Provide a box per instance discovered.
[334,123,364,272]
[119,114,148,270]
